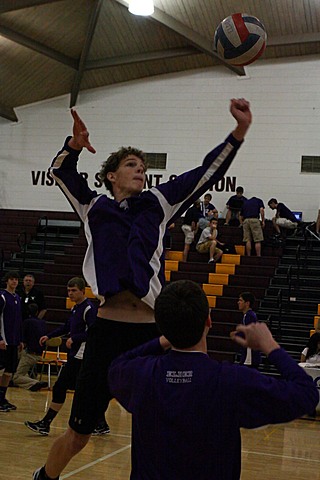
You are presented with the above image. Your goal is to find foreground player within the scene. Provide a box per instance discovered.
[32,98,252,480]
[109,280,318,480]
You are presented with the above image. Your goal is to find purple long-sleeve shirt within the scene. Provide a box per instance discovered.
[50,133,243,309]
[109,339,318,480]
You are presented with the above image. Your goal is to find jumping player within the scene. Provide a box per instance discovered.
[32,98,252,480]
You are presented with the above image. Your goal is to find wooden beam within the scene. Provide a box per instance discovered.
[69,0,103,107]
[0,103,18,122]
[0,0,65,14]
[268,32,320,47]
[0,25,78,68]
[112,0,245,76]
[86,47,200,69]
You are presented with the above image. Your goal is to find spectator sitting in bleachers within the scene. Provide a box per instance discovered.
[300,332,320,364]
[196,218,223,264]
[199,193,218,230]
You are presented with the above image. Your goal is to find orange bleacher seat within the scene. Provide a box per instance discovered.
[318,305,320,315]
[314,316,320,329]
[165,260,179,271]
[165,271,171,282]
[202,284,224,296]
[85,286,95,298]
[235,245,245,255]
[222,254,241,265]
[165,251,184,261]
[207,296,216,308]
[216,264,235,275]
[208,273,229,285]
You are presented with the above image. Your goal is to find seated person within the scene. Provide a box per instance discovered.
[300,332,320,364]
[267,198,299,235]
[181,200,202,262]
[224,186,247,226]
[196,218,223,264]
[199,193,218,230]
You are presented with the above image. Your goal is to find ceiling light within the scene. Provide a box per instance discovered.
[128,0,154,16]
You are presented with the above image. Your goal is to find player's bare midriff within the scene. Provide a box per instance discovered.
[98,290,155,323]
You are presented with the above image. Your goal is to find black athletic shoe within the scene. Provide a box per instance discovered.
[2,401,17,410]
[92,422,110,436]
[25,420,50,436]
[0,403,9,412]
[33,467,59,480]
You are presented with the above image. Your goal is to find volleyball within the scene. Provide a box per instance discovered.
[213,13,267,67]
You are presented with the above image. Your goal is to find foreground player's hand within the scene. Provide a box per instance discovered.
[68,109,96,154]
[230,322,280,355]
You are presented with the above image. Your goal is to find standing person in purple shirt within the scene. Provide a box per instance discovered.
[0,271,23,412]
[237,291,261,368]
[267,198,299,236]
[108,280,318,480]
[240,196,265,256]
[25,277,97,436]
[32,98,252,480]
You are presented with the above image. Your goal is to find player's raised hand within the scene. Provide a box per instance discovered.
[230,98,252,126]
[68,109,96,154]
[230,98,252,141]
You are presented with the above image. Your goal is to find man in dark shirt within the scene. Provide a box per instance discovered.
[18,274,47,320]
[224,186,247,226]
[267,198,299,235]
[240,197,265,256]
[181,200,203,262]
[12,303,48,391]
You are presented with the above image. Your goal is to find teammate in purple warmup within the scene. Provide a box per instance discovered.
[109,280,318,480]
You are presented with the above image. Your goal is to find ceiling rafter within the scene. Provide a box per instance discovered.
[0,0,65,14]
[69,0,104,107]
[112,0,245,76]
[86,46,201,69]
[0,25,78,68]
[0,103,18,122]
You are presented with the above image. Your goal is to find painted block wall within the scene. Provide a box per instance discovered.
[0,55,319,221]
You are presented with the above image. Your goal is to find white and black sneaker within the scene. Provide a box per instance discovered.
[25,420,50,436]
[92,421,110,436]
[32,466,58,480]
[0,403,9,413]
[3,401,17,410]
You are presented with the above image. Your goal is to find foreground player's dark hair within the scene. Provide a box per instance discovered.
[155,280,209,348]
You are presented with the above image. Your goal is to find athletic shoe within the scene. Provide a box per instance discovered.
[208,259,215,264]
[2,401,17,410]
[25,420,50,436]
[92,422,110,436]
[0,403,9,412]
[33,467,43,480]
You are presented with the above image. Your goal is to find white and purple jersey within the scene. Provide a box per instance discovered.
[47,298,96,359]
[0,290,22,346]
[50,133,243,310]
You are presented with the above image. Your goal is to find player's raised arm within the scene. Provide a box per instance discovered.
[68,109,96,154]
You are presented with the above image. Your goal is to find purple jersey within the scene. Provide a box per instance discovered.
[0,290,22,346]
[50,133,243,309]
[109,339,318,480]
[47,299,96,359]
